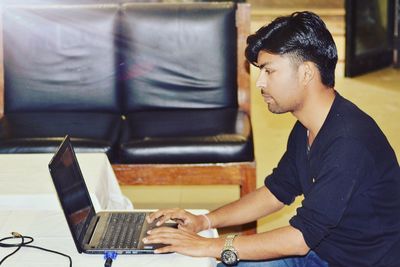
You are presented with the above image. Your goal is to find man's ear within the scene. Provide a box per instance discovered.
[300,61,315,86]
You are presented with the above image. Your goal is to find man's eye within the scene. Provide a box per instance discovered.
[264,69,271,74]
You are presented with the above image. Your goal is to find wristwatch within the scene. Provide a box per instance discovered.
[220,234,239,266]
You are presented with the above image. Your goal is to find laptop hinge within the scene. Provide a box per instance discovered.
[83,215,100,248]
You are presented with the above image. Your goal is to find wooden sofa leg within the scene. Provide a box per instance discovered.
[240,163,257,235]
[240,163,257,198]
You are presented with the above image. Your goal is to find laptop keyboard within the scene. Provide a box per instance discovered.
[99,212,146,249]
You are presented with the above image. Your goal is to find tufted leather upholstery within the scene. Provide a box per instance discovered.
[0,2,253,165]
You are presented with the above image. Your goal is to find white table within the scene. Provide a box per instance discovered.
[0,210,217,267]
[0,153,218,267]
[0,153,132,211]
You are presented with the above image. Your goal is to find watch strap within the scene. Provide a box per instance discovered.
[224,234,238,249]
[221,234,239,265]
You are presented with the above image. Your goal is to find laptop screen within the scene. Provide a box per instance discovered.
[49,136,96,251]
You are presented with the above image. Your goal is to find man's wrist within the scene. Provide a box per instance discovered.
[207,237,225,258]
[200,214,212,230]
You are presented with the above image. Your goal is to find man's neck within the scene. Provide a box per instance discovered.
[293,86,336,145]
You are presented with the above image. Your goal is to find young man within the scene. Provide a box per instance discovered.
[143,11,400,267]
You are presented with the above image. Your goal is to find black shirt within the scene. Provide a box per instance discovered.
[265,92,400,267]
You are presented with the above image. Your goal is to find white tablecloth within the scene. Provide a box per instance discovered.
[0,210,217,267]
[0,153,218,266]
[0,153,132,211]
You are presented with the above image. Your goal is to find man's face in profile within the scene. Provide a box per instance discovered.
[255,51,305,114]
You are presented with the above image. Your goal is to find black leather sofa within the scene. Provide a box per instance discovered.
[0,1,251,161]
[0,1,256,233]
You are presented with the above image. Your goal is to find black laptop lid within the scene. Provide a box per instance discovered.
[49,135,96,253]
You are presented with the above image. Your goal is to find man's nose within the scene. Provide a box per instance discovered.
[256,72,266,90]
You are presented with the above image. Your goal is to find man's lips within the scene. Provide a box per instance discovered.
[262,93,274,103]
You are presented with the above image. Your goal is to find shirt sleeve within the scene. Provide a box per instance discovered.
[265,123,303,205]
[290,137,374,249]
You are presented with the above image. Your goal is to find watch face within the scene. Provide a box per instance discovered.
[221,249,238,266]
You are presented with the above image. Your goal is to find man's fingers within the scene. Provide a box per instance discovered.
[147,208,186,225]
[147,209,169,222]
[147,226,180,235]
[144,227,193,245]
[154,245,176,254]
[143,231,175,245]
[143,228,210,257]
[147,209,175,224]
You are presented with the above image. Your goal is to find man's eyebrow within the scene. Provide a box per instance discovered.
[257,62,271,69]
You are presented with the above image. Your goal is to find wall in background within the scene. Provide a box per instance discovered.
[248,0,343,9]
[249,1,345,78]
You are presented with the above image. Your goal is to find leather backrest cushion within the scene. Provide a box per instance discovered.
[120,3,238,112]
[3,4,120,112]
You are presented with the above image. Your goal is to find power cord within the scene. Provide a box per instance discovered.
[0,232,72,266]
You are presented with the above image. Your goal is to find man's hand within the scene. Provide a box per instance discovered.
[143,226,222,257]
[146,208,210,233]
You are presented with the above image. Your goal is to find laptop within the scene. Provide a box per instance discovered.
[48,135,174,254]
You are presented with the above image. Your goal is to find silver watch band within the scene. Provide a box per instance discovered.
[225,234,238,248]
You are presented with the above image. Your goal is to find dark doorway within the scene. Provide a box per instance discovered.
[345,0,396,77]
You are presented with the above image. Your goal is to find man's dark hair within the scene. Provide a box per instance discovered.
[245,11,338,88]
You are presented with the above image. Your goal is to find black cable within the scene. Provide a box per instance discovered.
[0,232,72,266]
[0,234,29,265]
[104,251,117,267]
[23,244,72,267]
[104,257,113,267]
[0,232,31,265]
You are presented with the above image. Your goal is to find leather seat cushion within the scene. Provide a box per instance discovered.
[0,112,122,162]
[119,108,254,164]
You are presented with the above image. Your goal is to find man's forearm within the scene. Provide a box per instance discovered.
[206,226,309,260]
[235,226,310,259]
[206,186,284,229]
